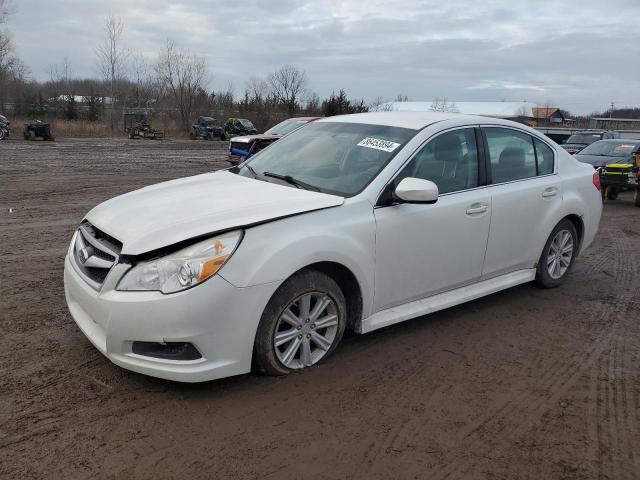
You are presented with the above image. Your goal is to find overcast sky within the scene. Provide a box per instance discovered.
[7,0,640,114]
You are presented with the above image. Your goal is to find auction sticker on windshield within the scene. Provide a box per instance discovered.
[357,137,401,152]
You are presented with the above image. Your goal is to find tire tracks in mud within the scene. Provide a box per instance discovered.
[430,227,637,480]
[357,226,637,479]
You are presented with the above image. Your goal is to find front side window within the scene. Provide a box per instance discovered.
[485,128,537,183]
[240,122,417,197]
[394,128,479,194]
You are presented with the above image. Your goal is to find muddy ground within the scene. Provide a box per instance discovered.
[1,138,639,480]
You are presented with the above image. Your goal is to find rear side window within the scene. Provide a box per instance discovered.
[534,138,554,175]
[485,128,537,183]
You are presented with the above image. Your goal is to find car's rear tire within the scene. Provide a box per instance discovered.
[606,186,618,200]
[634,189,640,207]
[254,269,347,376]
[535,220,578,289]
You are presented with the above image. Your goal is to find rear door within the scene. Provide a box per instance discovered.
[481,127,560,278]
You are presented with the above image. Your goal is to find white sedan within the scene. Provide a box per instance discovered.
[64,112,602,382]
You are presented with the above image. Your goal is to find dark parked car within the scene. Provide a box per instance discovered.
[0,114,9,140]
[561,131,619,155]
[574,139,640,168]
[190,116,225,140]
[23,120,54,141]
[227,117,320,165]
[224,118,257,138]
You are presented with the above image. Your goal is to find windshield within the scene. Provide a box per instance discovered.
[201,117,216,125]
[567,134,601,145]
[265,119,310,136]
[239,122,417,196]
[239,119,254,128]
[579,142,637,157]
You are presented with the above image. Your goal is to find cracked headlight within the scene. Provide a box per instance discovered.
[117,231,242,294]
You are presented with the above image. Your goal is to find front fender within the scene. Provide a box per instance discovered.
[219,200,376,318]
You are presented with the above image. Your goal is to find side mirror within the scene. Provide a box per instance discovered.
[395,177,439,204]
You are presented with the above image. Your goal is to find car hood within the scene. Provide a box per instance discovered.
[85,170,344,255]
[574,154,630,168]
[230,134,282,143]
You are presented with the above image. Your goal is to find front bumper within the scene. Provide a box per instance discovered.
[64,254,278,382]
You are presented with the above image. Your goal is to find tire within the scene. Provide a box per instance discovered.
[254,269,347,376]
[0,129,5,140]
[634,189,640,207]
[606,186,618,201]
[535,220,578,289]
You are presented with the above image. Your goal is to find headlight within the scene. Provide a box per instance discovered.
[117,230,242,294]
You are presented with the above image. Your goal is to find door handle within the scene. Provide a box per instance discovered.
[466,203,488,215]
[542,187,558,198]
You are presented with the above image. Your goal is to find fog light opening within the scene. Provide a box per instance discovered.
[132,341,202,361]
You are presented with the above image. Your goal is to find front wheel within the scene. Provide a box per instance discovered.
[254,270,347,376]
[606,186,618,201]
[535,220,578,288]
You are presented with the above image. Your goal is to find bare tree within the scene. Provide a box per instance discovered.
[155,40,209,132]
[246,75,269,103]
[430,97,459,113]
[96,15,128,130]
[0,0,14,24]
[267,65,307,114]
[0,0,25,110]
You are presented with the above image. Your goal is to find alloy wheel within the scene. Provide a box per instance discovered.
[546,229,574,279]
[274,292,339,369]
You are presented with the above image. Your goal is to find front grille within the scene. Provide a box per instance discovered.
[71,222,122,290]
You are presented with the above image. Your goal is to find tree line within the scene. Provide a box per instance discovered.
[0,9,372,133]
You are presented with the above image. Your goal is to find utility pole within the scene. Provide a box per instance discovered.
[609,102,615,118]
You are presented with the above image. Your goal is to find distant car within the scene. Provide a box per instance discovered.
[23,120,54,141]
[0,114,9,140]
[224,118,257,138]
[228,117,320,165]
[574,139,640,168]
[190,116,225,140]
[561,131,619,155]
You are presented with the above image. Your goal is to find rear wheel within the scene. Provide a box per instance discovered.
[0,129,5,140]
[254,270,347,376]
[606,186,618,200]
[634,189,640,207]
[535,220,578,288]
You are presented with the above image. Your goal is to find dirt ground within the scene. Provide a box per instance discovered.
[1,138,639,480]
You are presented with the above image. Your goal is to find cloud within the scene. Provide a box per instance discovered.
[6,0,640,114]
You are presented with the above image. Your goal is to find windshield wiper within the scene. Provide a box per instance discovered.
[262,171,320,191]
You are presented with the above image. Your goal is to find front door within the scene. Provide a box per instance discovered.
[373,127,492,312]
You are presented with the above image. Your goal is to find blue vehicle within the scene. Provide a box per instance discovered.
[190,117,225,140]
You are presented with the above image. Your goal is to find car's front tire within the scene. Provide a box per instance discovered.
[254,269,347,376]
[535,220,578,288]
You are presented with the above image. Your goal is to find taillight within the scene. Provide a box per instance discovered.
[592,171,601,191]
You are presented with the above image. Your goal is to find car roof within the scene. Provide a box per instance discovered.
[591,139,640,145]
[317,111,520,130]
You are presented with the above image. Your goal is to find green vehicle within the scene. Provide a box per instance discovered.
[223,118,257,139]
[599,154,640,207]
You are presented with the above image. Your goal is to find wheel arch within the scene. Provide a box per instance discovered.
[300,261,363,332]
[563,213,584,252]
